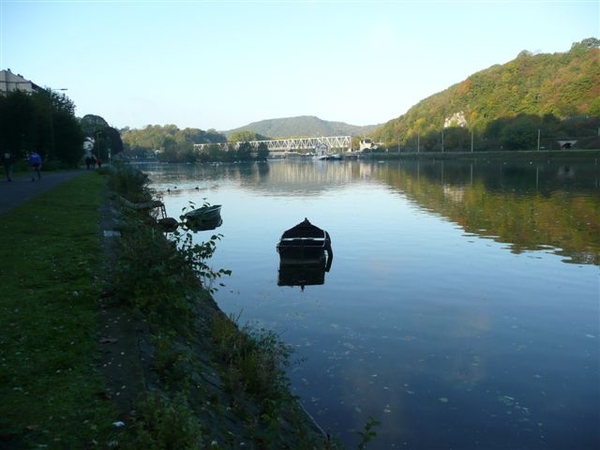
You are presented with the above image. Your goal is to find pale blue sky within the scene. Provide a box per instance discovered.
[1,0,598,131]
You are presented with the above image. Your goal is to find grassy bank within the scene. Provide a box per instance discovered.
[0,172,119,447]
[0,167,334,449]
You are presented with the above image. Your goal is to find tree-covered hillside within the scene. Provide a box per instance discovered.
[371,38,600,151]
[120,125,226,161]
[225,115,380,139]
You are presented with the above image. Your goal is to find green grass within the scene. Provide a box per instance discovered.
[0,172,119,448]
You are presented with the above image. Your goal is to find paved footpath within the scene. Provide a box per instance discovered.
[0,170,87,215]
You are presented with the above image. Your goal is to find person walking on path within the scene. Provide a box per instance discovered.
[3,152,14,182]
[29,151,42,181]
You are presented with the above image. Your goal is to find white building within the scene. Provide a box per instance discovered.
[0,69,39,94]
[359,138,378,151]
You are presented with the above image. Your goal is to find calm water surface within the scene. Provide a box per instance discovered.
[144,159,599,450]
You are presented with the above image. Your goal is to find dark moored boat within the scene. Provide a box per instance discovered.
[276,218,332,260]
[183,204,222,229]
[183,204,221,221]
[276,219,333,289]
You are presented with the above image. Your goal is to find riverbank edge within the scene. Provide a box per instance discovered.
[358,149,600,161]
[96,165,333,449]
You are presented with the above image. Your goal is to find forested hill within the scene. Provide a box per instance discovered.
[224,115,380,138]
[371,38,600,150]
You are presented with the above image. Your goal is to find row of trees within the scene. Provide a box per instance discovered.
[0,89,83,166]
[377,114,600,153]
[120,125,272,162]
[120,125,226,161]
[196,141,269,163]
[0,89,123,168]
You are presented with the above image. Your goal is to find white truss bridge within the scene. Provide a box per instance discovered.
[194,135,352,153]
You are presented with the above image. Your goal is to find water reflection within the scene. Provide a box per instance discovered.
[389,160,600,265]
[277,255,332,289]
[187,216,223,232]
[145,159,599,266]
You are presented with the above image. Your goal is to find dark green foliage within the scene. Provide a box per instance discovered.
[0,88,83,166]
[211,312,293,401]
[357,417,380,450]
[53,108,85,166]
[372,38,600,151]
[127,392,205,449]
[0,90,33,157]
[257,142,269,161]
[80,114,109,136]
[174,203,232,293]
[236,141,254,161]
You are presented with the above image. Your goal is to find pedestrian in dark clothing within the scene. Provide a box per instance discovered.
[29,152,42,181]
[3,152,14,181]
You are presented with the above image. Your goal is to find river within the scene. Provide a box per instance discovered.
[144,158,599,450]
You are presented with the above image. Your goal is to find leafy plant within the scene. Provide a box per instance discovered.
[357,416,381,450]
[172,201,232,294]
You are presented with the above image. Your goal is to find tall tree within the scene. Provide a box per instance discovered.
[256,142,269,161]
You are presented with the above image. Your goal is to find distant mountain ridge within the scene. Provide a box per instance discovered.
[224,115,380,139]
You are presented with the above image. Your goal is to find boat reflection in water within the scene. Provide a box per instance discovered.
[276,218,333,290]
[187,216,223,232]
